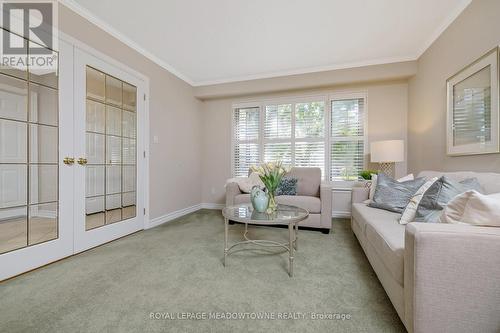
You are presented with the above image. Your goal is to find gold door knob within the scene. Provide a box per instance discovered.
[77,157,88,165]
[63,157,75,165]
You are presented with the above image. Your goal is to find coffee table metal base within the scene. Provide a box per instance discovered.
[223,218,299,277]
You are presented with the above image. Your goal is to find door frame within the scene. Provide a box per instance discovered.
[59,31,150,233]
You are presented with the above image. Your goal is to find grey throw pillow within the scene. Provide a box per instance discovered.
[276,177,298,196]
[368,173,426,213]
[414,176,483,223]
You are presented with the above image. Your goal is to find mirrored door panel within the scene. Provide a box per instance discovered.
[85,66,136,231]
[0,29,59,254]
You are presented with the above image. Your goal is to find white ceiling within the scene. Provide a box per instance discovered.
[64,0,471,86]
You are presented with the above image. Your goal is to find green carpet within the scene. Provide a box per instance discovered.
[0,209,406,332]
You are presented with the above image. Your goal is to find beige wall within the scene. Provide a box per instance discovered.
[60,0,500,214]
[201,81,408,205]
[408,0,500,174]
[59,4,202,219]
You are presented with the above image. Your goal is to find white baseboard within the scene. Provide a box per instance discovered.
[147,201,350,230]
[146,203,225,229]
[332,212,351,219]
[200,203,225,210]
[146,204,202,229]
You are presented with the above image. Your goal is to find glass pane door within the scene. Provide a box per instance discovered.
[73,47,144,256]
[85,66,137,231]
[0,34,143,280]
[0,30,59,255]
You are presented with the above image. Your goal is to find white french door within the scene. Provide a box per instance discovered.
[73,48,146,253]
[0,37,74,280]
[0,32,147,280]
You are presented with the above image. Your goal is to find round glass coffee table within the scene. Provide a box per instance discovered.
[222,204,309,277]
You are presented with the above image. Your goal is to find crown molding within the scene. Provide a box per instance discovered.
[192,55,418,87]
[59,0,195,86]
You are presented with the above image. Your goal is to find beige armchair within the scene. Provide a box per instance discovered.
[225,167,333,233]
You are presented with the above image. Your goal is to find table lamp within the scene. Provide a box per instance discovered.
[370,140,404,178]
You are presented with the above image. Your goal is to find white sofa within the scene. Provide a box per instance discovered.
[351,170,500,333]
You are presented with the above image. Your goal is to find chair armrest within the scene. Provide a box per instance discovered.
[404,222,500,333]
[351,187,369,204]
[225,182,242,207]
[320,183,333,228]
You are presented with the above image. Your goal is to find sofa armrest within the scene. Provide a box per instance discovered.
[351,187,369,204]
[225,182,242,207]
[320,183,333,229]
[404,222,500,333]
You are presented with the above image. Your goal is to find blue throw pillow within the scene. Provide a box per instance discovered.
[414,176,483,222]
[368,173,426,213]
[276,177,298,196]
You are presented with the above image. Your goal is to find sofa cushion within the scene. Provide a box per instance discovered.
[234,194,321,213]
[287,167,321,197]
[352,203,405,285]
[276,195,321,213]
[365,218,406,285]
[234,194,251,205]
[352,203,401,234]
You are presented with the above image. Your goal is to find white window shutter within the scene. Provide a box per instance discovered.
[331,98,364,137]
[330,98,365,180]
[330,140,364,181]
[295,101,326,177]
[233,107,260,177]
[295,102,325,138]
[263,142,292,165]
[231,96,366,181]
[264,104,292,139]
[234,107,259,141]
[295,142,325,176]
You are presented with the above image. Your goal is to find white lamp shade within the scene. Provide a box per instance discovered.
[370,140,405,163]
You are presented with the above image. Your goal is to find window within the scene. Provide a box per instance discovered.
[330,97,365,180]
[232,94,366,181]
[293,102,325,173]
[264,104,292,165]
[262,101,326,176]
[232,107,260,177]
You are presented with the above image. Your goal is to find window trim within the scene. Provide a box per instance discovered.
[231,91,368,180]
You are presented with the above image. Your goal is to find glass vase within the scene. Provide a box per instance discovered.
[267,191,277,213]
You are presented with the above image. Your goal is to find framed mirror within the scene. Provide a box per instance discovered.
[446,47,499,156]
